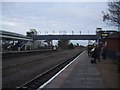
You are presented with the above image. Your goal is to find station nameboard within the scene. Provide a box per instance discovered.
[101,33,109,37]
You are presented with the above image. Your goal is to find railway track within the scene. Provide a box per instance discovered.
[17,51,82,90]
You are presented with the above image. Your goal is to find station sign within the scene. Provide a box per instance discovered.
[101,33,109,37]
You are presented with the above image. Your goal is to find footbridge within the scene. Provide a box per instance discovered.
[0,30,97,40]
[32,35,97,40]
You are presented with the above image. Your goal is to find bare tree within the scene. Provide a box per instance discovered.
[58,39,70,49]
[102,1,120,30]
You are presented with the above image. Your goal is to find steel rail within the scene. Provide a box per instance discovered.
[16,51,82,90]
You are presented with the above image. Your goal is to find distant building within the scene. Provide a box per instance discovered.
[26,29,41,50]
[26,29,37,37]
[96,28,117,45]
[102,32,120,59]
[30,29,37,35]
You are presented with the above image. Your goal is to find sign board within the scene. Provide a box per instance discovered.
[101,33,109,37]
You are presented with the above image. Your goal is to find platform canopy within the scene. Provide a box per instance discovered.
[0,30,32,41]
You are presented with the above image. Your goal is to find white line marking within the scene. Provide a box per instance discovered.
[37,50,86,90]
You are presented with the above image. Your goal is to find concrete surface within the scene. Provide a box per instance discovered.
[44,50,106,88]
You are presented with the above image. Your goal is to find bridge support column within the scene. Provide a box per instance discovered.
[49,40,53,49]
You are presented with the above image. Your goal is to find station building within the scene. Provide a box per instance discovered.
[102,31,120,59]
[96,28,120,59]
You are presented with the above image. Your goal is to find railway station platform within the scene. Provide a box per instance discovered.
[38,51,118,90]
[39,50,118,89]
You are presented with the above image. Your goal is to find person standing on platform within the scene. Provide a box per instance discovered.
[92,44,100,63]
[87,45,93,57]
[97,45,101,62]
[101,45,107,59]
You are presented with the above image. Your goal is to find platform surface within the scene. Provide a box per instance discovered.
[43,50,106,88]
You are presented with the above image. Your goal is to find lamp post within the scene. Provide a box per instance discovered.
[45,31,48,35]
[88,31,90,45]
[39,31,41,35]
[53,31,55,35]
[63,31,66,35]
[118,14,120,31]
[79,31,81,35]
[96,28,102,46]
[59,31,62,35]
[72,31,74,35]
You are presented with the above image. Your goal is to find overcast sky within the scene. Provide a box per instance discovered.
[1,1,117,45]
